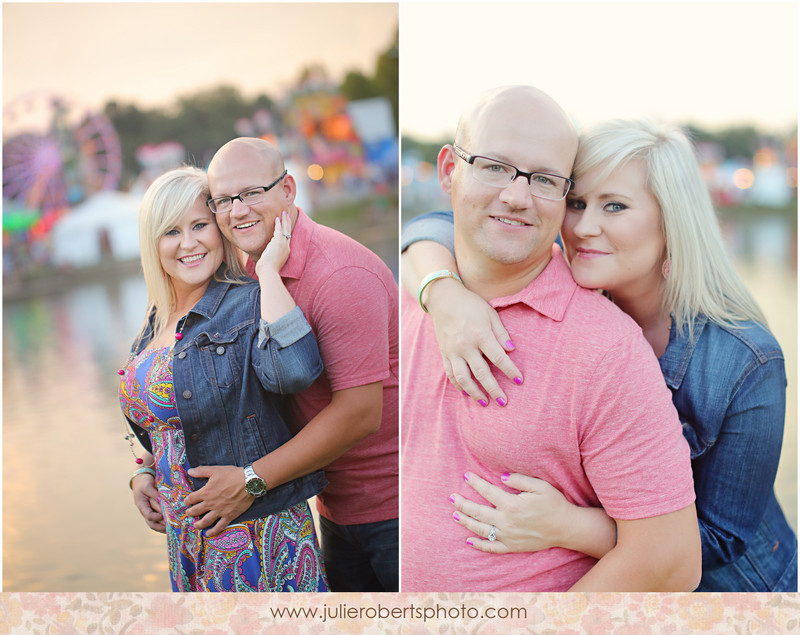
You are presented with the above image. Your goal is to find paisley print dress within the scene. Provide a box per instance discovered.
[120,346,328,592]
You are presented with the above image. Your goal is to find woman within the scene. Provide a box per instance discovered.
[119,166,328,592]
[402,120,796,591]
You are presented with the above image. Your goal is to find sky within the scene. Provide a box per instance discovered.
[3,3,397,118]
[399,2,797,140]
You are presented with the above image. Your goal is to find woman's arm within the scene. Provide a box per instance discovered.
[691,356,787,568]
[402,212,521,405]
[453,472,617,559]
[252,211,323,393]
[129,450,166,533]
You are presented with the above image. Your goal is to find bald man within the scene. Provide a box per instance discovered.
[198,138,399,591]
[401,86,700,591]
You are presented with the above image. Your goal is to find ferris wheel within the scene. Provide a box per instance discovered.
[3,92,122,231]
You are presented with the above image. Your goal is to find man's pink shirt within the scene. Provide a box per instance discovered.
[401,245,695,591]
[247,209,398,525]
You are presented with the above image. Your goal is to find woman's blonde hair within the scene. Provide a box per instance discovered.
[136,165,247,345]
[573,119,767,338]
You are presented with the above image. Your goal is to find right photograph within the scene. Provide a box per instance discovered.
[399,2,797,592]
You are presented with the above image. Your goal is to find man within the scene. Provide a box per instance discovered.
[401,85,701,591]
[198,137,398,591]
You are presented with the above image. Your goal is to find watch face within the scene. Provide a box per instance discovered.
[245,477,267,497]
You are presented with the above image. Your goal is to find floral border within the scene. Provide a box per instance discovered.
[1,592,798,633]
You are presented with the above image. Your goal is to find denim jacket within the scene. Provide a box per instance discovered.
[126,275,328,524]
[402,210,797,591]
[661,314,796,591]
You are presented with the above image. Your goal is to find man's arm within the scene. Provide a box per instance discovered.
[569,503,702,591]
[252,381,383,488]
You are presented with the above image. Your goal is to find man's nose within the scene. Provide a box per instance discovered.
[500,175,533,207]
[229,197,249,217]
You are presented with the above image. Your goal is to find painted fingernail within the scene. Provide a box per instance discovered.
[514,376,523,385]
[449,494,456,503]
[462,390,469,396]
[478,399,488,407]
[506,339,515,350]
[466,538,474,546]
[501,473,510,482]
[452,512,460,521]
[464,472,470,482]
[496,397,506,407]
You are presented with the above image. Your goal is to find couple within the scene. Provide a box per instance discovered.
[119,138,399,592]
[401,85,796,591]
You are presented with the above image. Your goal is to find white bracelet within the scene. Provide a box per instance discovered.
[129,466,156,489]
[417,269,463,314]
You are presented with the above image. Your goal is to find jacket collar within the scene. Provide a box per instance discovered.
[184,269,232,320]
[659,313,709,389]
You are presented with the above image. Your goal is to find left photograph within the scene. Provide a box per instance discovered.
[3,2,399,592]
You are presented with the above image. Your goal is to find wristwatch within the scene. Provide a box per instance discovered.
[243,464,268,497]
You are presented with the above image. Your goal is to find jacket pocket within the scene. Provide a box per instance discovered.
[194,329,244,388]
[239,413,275,461]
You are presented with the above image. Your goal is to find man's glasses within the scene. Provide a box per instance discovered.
[453,146,573,201]
[206,170,288,214]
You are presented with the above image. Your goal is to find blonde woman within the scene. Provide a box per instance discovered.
[119,166,328,591]
[402,120,796,591]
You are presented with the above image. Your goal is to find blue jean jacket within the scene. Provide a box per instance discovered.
[402,209,797,591]
[661,315,796,591]
[126,275,327,524]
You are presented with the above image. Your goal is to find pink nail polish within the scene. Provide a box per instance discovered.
[478,399,488,407]
[506,339,515,350]
[449,494,456,503]
[501,473,510,482]
[464,472,470,482]
[496,397,506,407]
[452,512,460,521]
[462,390,469,396]
[466,538,474,546]
[514,376,523,385]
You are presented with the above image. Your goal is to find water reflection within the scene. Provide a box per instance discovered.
[4,273,169,591]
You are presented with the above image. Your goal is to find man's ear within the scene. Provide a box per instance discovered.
[437,144,457,194]
[282,173,297,206]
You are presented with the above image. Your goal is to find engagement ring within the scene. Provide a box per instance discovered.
[488,525,497,542]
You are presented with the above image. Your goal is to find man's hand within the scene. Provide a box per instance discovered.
[184,465,255,537]
[131,472,166,533]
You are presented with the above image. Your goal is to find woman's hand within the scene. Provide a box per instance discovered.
[425,279,521,406]
[255,211,292,279]
[453,472,617,559]
[184,465,255,537]
[131,472,166,534]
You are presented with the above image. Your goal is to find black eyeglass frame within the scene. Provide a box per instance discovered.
[206,170,288,213]
[452,145,574,200]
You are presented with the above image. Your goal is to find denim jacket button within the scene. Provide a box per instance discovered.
[191,433,199,441]
[182,390,192,399]
[177,351,187,359]
[216,346,225,355]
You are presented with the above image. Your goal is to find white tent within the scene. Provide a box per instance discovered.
[51,190,142,267]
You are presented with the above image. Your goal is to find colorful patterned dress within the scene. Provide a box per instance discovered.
[120,346,328,592]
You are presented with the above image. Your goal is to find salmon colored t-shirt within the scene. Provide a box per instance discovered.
[247,209,399,525]
[401,245,695,591]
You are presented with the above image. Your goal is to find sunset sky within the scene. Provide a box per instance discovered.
[399,2,797,139]
[3,3,397,115]
[2,2,796,140]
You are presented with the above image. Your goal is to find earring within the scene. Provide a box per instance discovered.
[662,258,671,279]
